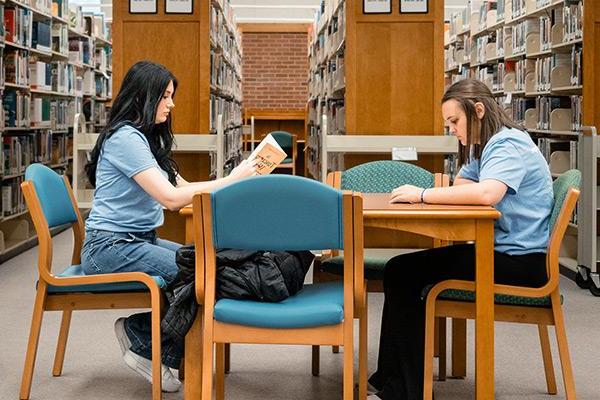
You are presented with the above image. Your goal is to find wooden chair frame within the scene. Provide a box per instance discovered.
[20,176,164,400]
[423,187,580,400]
[187,190,364,400]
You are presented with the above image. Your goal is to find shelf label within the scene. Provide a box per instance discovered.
[392,146,418,161]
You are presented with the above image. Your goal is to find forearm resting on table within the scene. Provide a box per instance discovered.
[425,179,507,206]
[134,167,233,211]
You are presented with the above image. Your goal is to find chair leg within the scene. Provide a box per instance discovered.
[423,299,437,400]
[202,342,214,400]
[19,289,46,400]
[551,293,577,399]
[451,318,467,379]
[434,317,440,358]
[311,346,320,376]
[184,311,203,399]
[332,346,340,353]
[437,317,447,381]
[216,343,225,400]
[538,324,557,395]
[358,289,368,400]
[343,324,354,400]
[52,310,72,377]
[224,343,231,374]
[150,291,162,400]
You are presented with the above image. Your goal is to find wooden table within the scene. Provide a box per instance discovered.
[179,193,500,399]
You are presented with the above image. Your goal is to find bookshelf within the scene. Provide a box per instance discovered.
[306,0,446,183]
[444,0,600,295]
[112,0,243,244]
[0,0,112,262]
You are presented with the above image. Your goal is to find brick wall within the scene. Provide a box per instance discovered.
[242,32,308,110]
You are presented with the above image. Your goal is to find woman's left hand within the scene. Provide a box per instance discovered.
[390,184,423,204]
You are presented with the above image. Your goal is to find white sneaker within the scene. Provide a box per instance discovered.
[114,318,181,393]
[367,382,379,395]
[114,317,131,355]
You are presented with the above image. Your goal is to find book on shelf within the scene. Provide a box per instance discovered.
[248,134,287,175]
[32,20,52,52]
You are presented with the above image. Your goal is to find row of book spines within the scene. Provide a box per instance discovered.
[1,177,26,217]
[3,8,55,50]
[3,92,73,128]
[209,96,243,131]
[508,95,583,131]
[2,133,53,174]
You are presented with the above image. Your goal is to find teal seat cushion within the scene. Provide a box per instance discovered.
[214,281,344,328]
[45,264,166,293]
[421,286,561,308]
[321,256,388,281]
[282,157,293,164]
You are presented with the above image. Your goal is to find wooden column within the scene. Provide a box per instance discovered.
[345,0,445,173]
[583,0,599,128]
[344,0,445,249]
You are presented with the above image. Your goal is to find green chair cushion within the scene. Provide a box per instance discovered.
[341,160,435,193]
[282,157,293,164]
[421,285,562,308]
[321,255,388,281]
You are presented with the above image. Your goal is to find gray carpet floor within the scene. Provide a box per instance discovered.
[1,230,598,400]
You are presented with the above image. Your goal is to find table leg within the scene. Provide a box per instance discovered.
[475,219,495,399]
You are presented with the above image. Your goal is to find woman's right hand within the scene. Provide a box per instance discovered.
[227,159,257,182]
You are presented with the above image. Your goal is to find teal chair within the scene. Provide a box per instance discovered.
[183,175,366,400]
[19,164,166,400]
[422,170,581,400]
[269,130,297,175]
[312,160,452,380]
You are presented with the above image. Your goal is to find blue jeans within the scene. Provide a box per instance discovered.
[81,229,183,369]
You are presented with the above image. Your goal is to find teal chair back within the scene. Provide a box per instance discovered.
[549,169,581,231]
[25,164,78,228]
[211,174,344,250]
[269,131,293,156]
[341,160,435,193]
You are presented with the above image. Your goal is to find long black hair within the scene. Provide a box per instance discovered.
[85,60,179,186]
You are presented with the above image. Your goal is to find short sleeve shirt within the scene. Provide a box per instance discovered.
[85,125,167,232]
[458,127,553,255]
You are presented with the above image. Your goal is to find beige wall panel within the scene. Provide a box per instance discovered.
[120,22,202,134]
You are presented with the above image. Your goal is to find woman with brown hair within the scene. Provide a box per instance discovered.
[367,79,553,399]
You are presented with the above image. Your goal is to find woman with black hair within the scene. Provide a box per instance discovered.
[367,79,553,400]
[81,61,254,392]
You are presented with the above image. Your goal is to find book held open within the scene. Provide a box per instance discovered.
[248,134,287,175]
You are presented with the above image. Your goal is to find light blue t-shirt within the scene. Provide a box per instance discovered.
[458,127,553,255]
[86,125,167,232]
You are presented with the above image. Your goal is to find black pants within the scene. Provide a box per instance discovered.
[368,244,548,400]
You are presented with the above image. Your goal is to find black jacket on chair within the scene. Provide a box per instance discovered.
[160,245,314,343]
